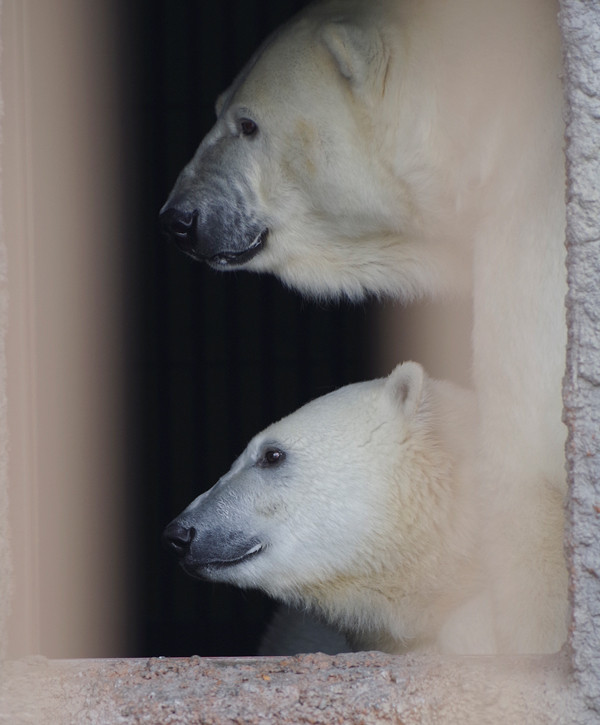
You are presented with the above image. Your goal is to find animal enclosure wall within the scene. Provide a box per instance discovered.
[2,1,600,721]
[2,0,133,659]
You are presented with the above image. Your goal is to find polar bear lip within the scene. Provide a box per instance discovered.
[201,541,264,571]
[208,228,268,268]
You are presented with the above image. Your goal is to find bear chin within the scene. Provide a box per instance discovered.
[206,228,269,269]
[182,541,265,581]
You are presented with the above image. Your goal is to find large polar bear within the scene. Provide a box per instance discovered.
[160,0,567,653]
[163,363,495,655]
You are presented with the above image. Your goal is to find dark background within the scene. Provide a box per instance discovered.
[126,0,381,658]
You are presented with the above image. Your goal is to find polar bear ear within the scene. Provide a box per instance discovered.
[384,362,425,420]
[321,21,381,87]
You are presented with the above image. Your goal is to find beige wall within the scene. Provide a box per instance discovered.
[3,0,132,658]
[375,297,473,389]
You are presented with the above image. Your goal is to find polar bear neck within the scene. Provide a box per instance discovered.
[296,541,484,655]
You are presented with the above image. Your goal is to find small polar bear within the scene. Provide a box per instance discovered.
[160,0,568,653]
[163,362,494,655]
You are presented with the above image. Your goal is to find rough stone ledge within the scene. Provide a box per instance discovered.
[0,649,585,724]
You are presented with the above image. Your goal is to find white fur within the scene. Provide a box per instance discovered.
[171,363,494,655]
[169,0,567,652]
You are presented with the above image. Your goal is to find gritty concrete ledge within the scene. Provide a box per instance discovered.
[0,650,585,724]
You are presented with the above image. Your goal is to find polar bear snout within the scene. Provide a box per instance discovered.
[159,207,199,256]
[160,200,268,268]
[163,519,197,558]
[163,513,265,581]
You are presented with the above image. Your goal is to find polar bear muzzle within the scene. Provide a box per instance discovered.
[160,128,270,268]
[159,203,268,268]
[163,517,264,579]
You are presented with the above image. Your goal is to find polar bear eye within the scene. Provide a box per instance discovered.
[239,117,258,137]
[257,448,285,468]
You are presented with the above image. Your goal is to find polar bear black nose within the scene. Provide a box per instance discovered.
[163,521,196,558]
[159,207,198,253]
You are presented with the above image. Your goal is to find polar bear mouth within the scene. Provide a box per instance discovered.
[208,228,269,268]
[198,541,265,572]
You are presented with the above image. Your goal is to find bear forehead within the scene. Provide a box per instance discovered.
[230,19,337,106]
[257,380,392,443]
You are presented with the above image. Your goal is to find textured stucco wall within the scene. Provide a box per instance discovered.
[0,0,12,664]
[0,651,586,725]
[560,0,600,719]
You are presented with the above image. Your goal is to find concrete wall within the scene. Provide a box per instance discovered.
[561,0,600,717]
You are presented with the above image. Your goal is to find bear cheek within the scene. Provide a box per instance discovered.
[292,120,319,176]
[254,499,283,519]
[277,123,320,188]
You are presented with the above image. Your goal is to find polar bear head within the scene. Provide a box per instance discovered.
[160,1,457,301]
[163,362,480,649]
